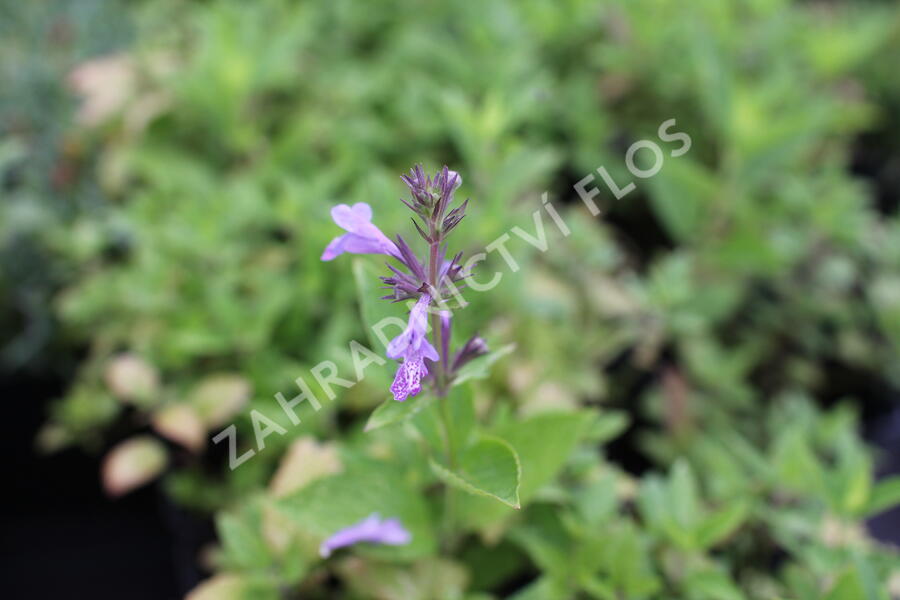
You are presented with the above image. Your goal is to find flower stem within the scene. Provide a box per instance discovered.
[428,220,458,549]
[428,235,455,465]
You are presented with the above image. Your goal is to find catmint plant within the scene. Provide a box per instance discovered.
[322,165,487,403]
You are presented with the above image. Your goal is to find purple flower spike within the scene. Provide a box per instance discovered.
[388,294,439,401]
[322,166,478,402]
[319,513,411,558]
[321,203,400,261]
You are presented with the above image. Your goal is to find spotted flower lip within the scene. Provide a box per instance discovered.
[390,359,429,402]
[321,203,400,261]
[319,513,411,558]
[388,294,439,402]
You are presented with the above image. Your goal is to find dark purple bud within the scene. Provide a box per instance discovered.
[393,235,427,281]
[382,262,424,300]
[401,164,434,209]
[439,251,466,286]
[442,215,465,235]
[452,335,489,371]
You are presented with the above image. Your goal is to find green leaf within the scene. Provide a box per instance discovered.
[275,458,436,559]
[216,501,273,571]
[186,573,280,600]
[839,456,873,516]
[866,475,900,517]
[507,576,570,600]
[670,460,700,529]
[364,394,435,433]
[578,575,616,600]
[409,396,447,456]
[509,504,572,576]
[573,473,618,528]
[772,429,823,496]
[823,568,866,600]
[646,156,717,242]
[431,436,522,508]
[638,463,704,550]
[599,522,662,597]
[453,344,515,386]
[588,411,630,444]
[696,502,749,549]
[455,411,595,533]
[682,570,746,600]
[495,411,594,501]
[447,385,476,453]
[335,557,468,600]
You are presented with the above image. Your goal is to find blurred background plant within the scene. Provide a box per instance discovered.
[0,0,131,371]
[5,0,900,598]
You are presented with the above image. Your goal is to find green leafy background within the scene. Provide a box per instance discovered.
[5,0,900,598]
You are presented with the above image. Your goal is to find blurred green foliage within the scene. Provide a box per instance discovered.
[7,0,900,597]
[0,0,131,369]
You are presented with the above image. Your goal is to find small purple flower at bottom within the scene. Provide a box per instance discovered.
[387,294,439,402]
[319,513,411,558]
[321,203,400,261]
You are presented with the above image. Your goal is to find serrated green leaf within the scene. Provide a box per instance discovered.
[431,436,521,508]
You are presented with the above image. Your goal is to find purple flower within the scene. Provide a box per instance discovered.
[388,294,439,402]
[321,203,400,261]
[319,513,411,558]
[321,165,478,402]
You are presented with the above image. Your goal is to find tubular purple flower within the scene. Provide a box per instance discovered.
[321,203,400,261]
[388,294,439,401]
[319,513,411,558]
